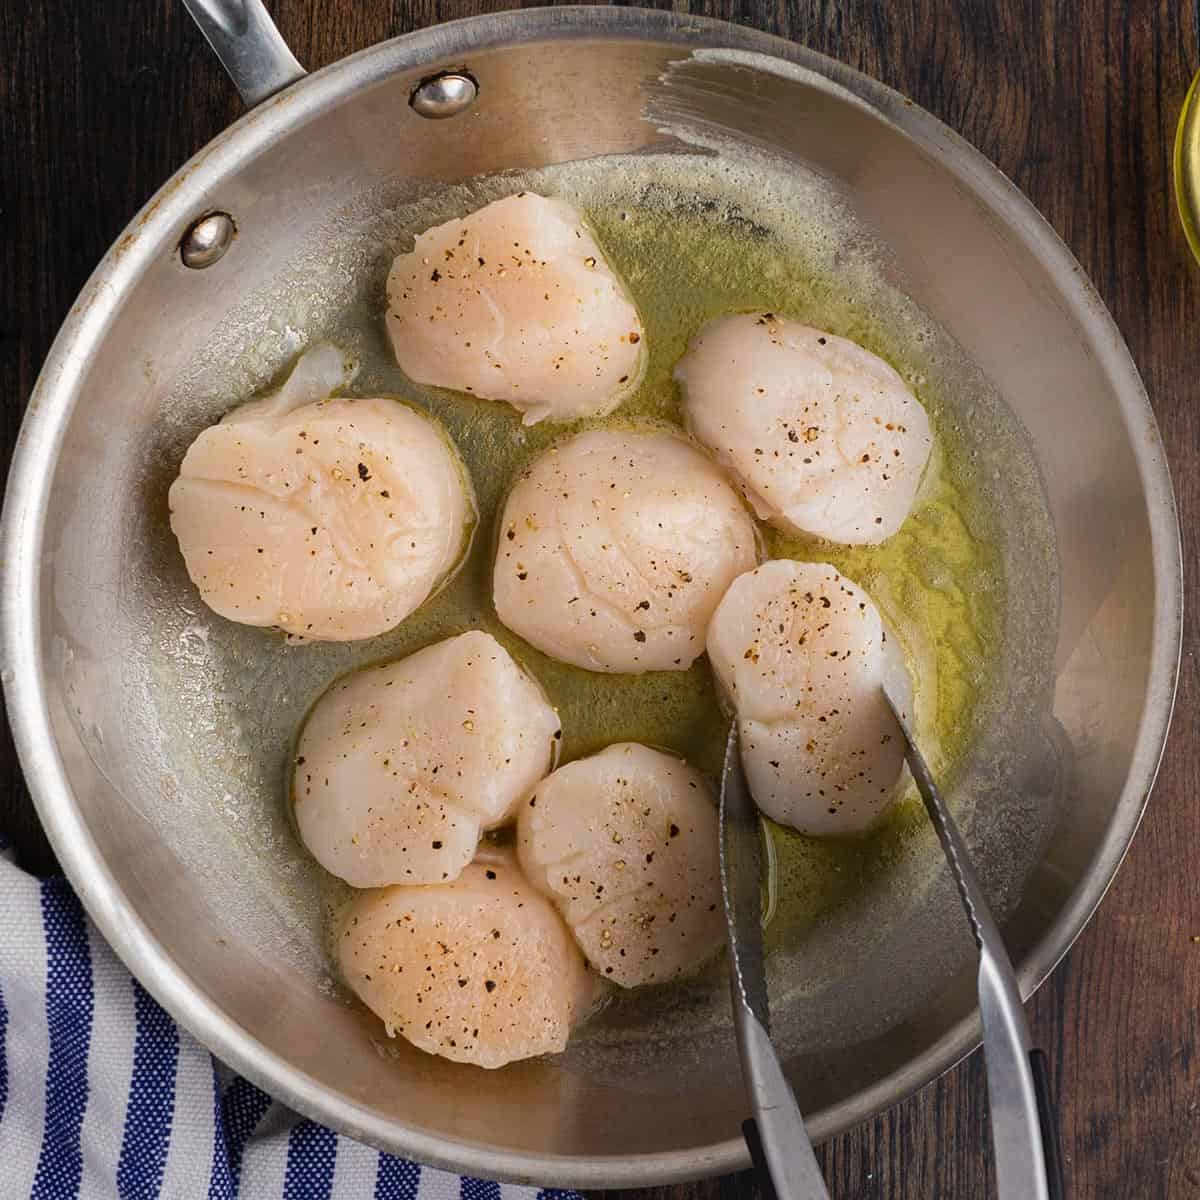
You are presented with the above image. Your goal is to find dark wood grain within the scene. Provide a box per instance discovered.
[2,1,1197,1196]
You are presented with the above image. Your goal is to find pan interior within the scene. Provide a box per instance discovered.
[117,146,1058,1083]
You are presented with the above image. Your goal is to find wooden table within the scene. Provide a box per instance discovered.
[2,2,1196,1196]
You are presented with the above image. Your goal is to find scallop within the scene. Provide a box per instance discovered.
[675,313,933,544]
[493,429,758,673]
[294,631,560,887]
[337,853,593,1069]
[518,743,723,987]
[169,345,473,642]
[707,559,908,836]
[385,192,645,424]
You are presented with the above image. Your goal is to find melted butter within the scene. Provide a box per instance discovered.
[315,169,1003,949]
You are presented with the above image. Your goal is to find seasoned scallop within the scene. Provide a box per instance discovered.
[385,192,645,424]
[493,429,758,673]
[518,743,723,988]
[294,631,560,887]
[707,559,908,836]
[675,313,933,544]
[169,345,473,642]
[337,853,592,1068]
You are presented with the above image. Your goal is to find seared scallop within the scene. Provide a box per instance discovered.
[385,192,645,424]
[518,743,723,987]
[337,853,592,1068]
[493,428,758,673]
[707,559,908,836]
[169,345,473,642]
[675,313,933,544]
[294,631,560,887]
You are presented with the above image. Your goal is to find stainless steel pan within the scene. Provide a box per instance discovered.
[0,3,1181,1186]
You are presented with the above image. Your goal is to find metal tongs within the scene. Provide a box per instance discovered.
[719,701,1065,1200]
[882,687,1065,1200]
[719,724,831,1200]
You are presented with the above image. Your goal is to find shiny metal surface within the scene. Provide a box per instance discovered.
[885,690,1051,1200]
[720,724,770,1029]
[0,6,1182,1187]
[179,211,237,269]
[181,0,306,105]
[720,726,829,1200]
[410,71,479,119]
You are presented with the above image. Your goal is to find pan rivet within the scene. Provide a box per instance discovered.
[180,212,236,269]
[410,72,478,119]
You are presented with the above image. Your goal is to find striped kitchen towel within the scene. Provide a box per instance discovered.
[0,834,581,1200]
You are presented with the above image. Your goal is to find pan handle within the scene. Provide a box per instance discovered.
[181,0,306,107]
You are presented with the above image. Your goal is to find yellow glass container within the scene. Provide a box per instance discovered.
[1175,68,1200,263]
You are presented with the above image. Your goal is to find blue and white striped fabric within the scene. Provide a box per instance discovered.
[0,834,583,1200]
